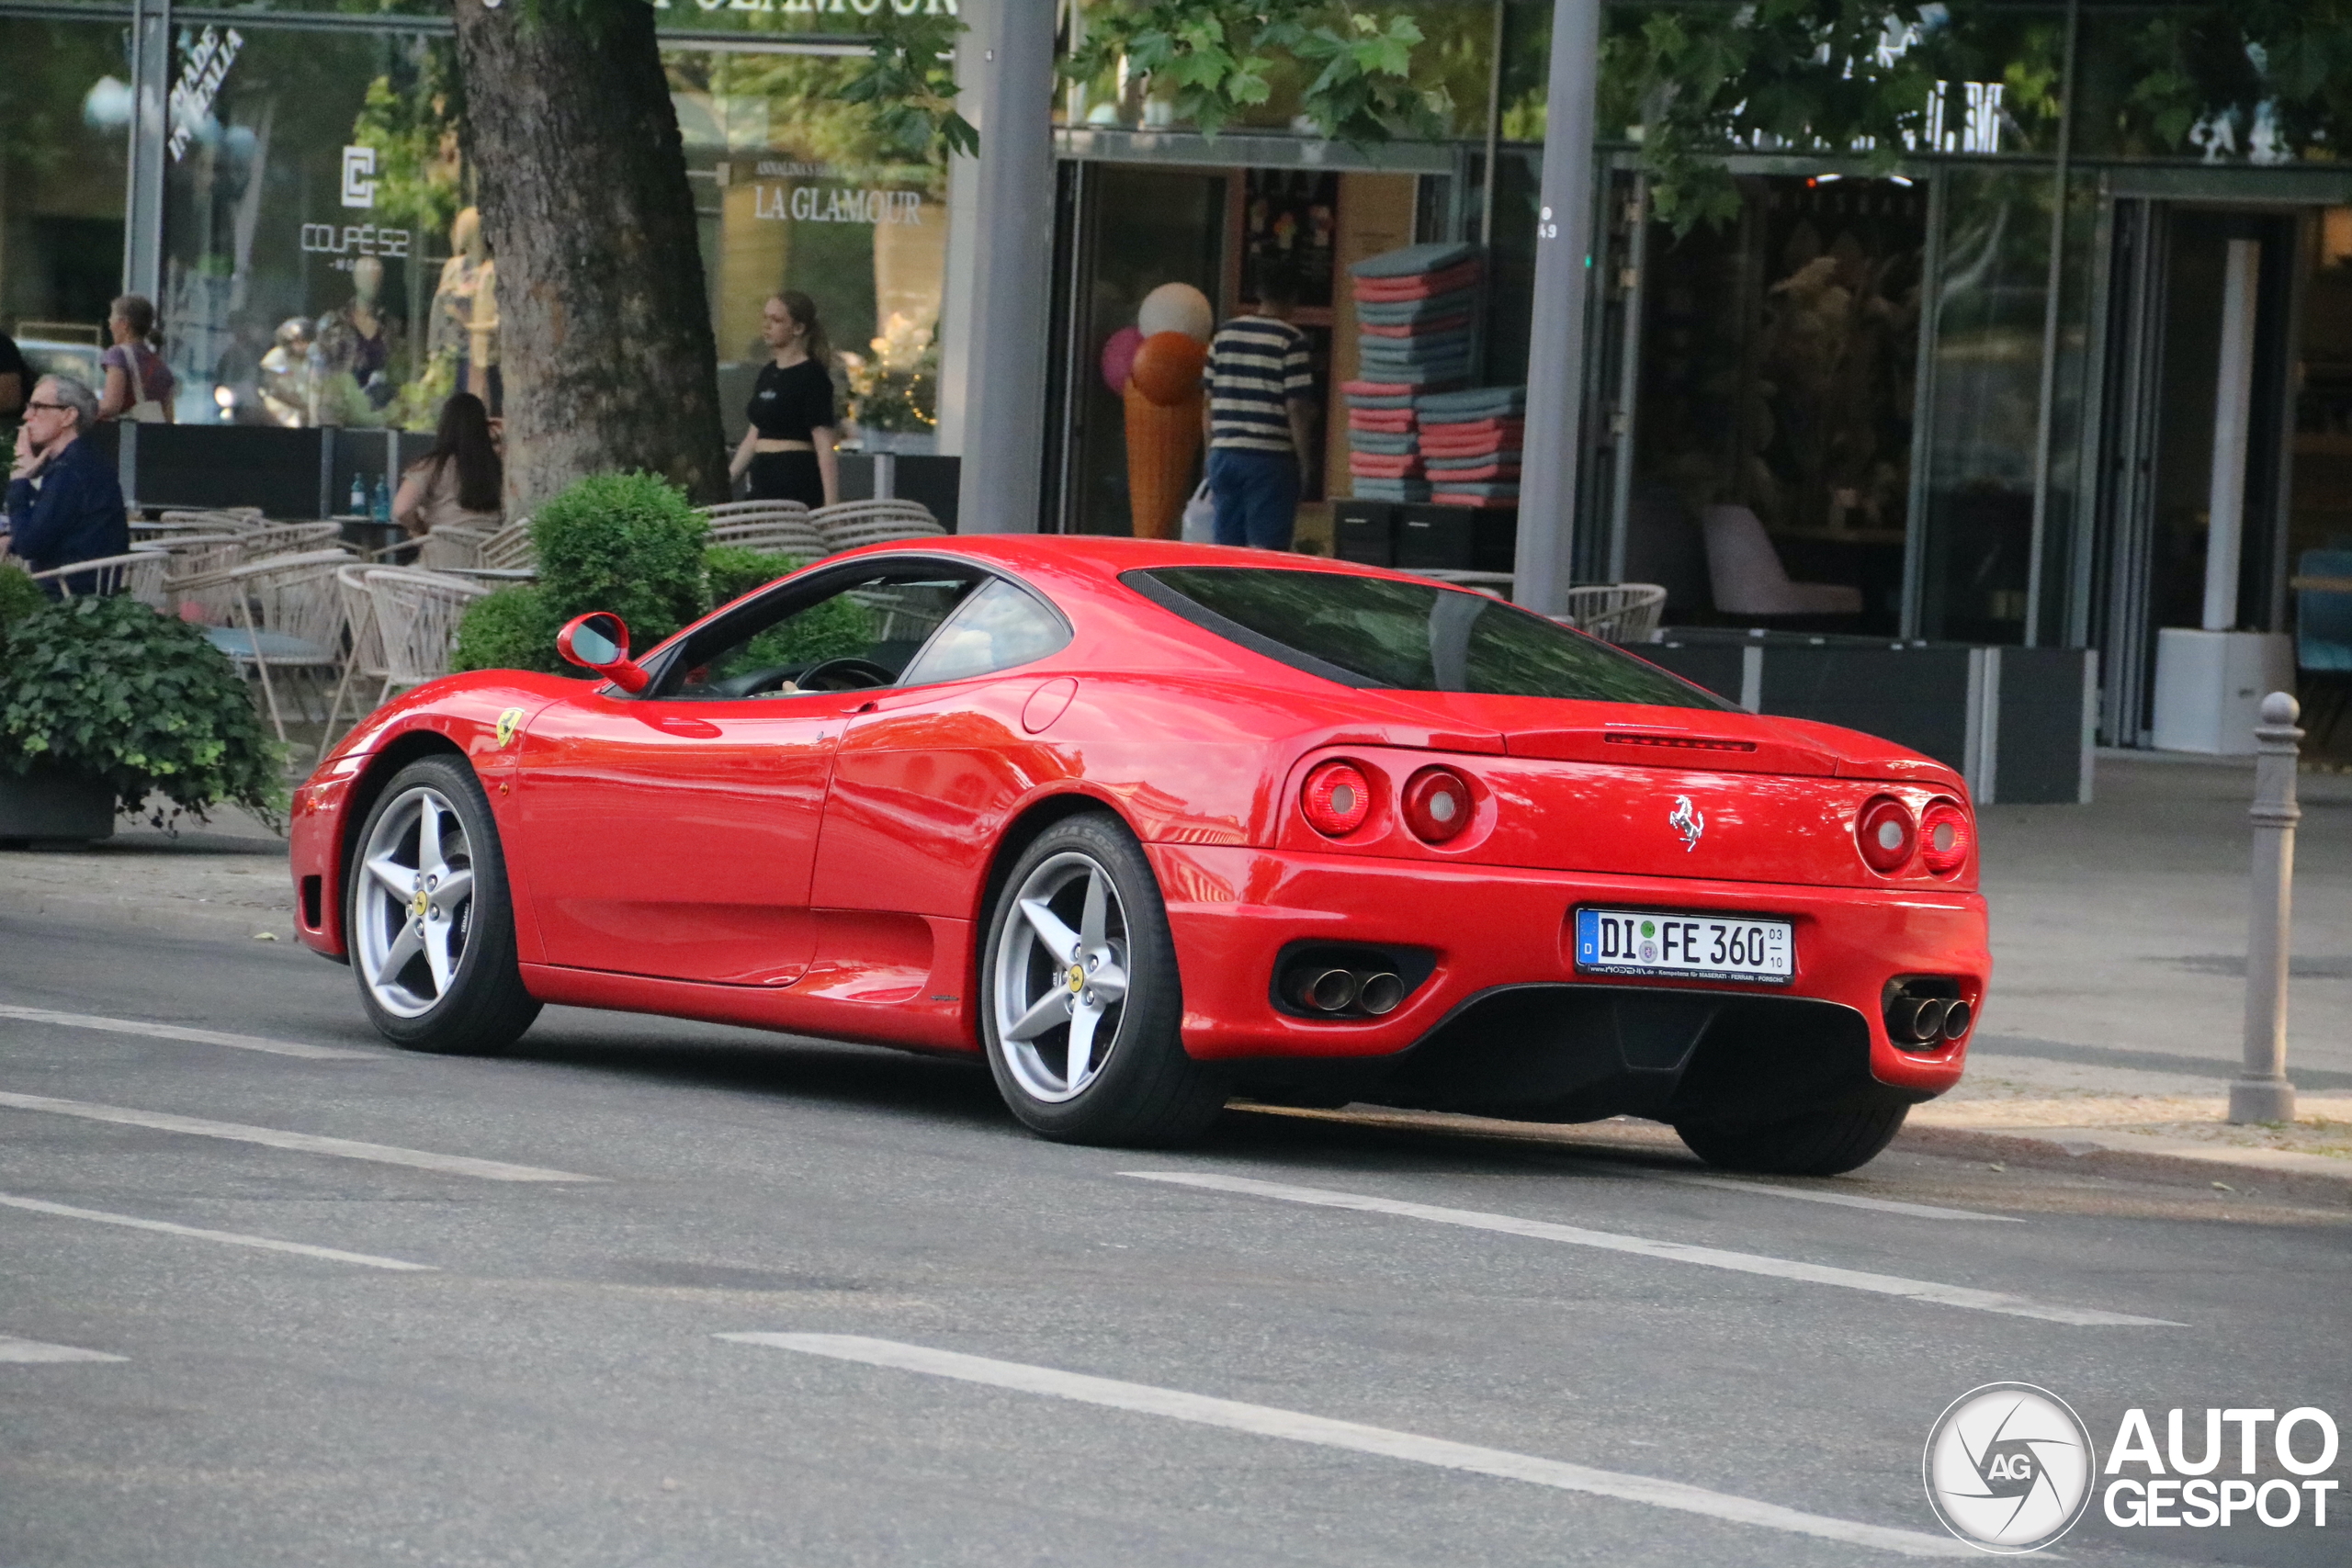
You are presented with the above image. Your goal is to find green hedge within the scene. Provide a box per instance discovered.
[529,471,709,655]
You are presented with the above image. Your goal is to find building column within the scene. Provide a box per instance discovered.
[950,0,1057,535]
[1511,0,1605,615]
[122,0,171,305]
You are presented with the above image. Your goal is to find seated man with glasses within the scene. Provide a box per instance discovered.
[5,374,128,597]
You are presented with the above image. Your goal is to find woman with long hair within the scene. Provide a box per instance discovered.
[727,290,839,507]
[392,391,503,536]
[97,294,175,423]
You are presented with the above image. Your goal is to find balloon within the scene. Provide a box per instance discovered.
[1130,330,1207,407]
[1137,282,1215,344]
[1099,325,1144,397]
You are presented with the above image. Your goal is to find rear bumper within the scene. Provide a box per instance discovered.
[1148,843,1986,1105]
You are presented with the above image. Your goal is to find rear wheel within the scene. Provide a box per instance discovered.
[1674,1100,1909,1177]
[346,756,540,1055]
[980,814,1226,1146]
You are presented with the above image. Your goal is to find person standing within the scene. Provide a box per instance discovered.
[0,321,27,421]
[1204,267,1316,550]
[5,376,128,596]
[392,391,503,538]
[96,295,175,423]
[728,291,840,509]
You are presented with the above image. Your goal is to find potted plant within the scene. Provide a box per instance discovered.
[0,584,285,841]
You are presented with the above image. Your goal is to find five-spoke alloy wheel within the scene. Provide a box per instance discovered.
[980,813,1225,1145]
[346,755,538,1054]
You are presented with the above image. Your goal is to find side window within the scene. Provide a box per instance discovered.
[665,570,977,699]
[897,579,1071,687]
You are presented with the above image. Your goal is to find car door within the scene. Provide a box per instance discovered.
[507,564,980,986]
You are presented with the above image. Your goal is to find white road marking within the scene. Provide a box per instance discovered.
[1123,1170,2177,1328]
[0,1334,125,1364]
[1646,1172,2021,1223]
[0,1192,435,1271]
[0,1003,378,1061]
[721,1333,1973,1559]
[0,1092,601,1183]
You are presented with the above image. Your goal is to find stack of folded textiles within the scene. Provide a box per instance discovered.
[1340,243,1484,503]
[1416,384,1526,507]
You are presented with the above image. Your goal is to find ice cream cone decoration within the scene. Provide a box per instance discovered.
[1125,381,1202,540]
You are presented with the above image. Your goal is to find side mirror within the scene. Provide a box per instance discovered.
[555,611,651,694]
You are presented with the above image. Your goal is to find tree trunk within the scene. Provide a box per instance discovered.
[451,0,727,512]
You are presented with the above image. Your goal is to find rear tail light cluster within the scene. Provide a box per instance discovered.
[1401,768,1472,842]
[1300,761,1373,837]
[1855,795,1971,878]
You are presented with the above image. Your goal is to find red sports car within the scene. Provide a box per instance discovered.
[290,536,1987,1174]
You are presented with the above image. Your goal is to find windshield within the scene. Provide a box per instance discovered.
[1129,566,1725,709]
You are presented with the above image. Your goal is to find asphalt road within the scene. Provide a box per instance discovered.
[3,913,2346,1568]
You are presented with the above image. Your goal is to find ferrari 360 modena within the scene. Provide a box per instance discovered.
[290,536,1988,1174]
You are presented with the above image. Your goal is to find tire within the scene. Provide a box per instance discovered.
[980,812,1226,1146]
[1674,1099,1910,1177]
[345,755,540,1055]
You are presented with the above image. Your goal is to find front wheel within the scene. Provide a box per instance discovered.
[1674,1099,1910,1177]
[345,755,540,1055]
[980,813,1226,1146]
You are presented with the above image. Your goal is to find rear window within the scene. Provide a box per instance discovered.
[1129,566,1724,709]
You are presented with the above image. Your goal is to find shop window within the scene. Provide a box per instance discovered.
[161,25,466,428]
[1625,175,1925,634]
[666,50,948,455]
[1,18,132,381]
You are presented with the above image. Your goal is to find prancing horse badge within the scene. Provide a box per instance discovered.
[1668,795,1704,852]
[494,707,526,749]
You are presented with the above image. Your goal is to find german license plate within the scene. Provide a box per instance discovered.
[1574,908,1794,984]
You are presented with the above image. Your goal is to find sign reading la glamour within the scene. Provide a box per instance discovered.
[753,186,925,226]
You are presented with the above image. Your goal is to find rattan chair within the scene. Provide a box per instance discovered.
[1560,583,1668,644]
[173,548,352,741]
[707,516,830,558]
[26,551,171,608]
[318,563,393,759]
[235,521,345,559]
[153,534,256,618]
[365,568,492,708]
[810,498,942,536]
[478,520,535,570]
[417,525,492,572]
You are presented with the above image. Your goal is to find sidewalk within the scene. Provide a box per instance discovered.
[2,757,2345,1197]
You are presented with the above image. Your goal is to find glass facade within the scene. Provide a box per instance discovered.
[1,17,131,383]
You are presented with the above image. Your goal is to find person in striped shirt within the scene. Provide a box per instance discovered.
[1203,267,1316,550]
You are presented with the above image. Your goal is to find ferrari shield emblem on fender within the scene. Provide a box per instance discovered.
[1668,795,1704,852]
[494,707,526,749]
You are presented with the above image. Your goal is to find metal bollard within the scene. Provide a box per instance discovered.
[2230,692,2302,1124]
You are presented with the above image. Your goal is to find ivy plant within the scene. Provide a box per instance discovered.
[0,594,286,829]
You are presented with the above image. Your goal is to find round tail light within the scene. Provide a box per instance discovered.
[1918,799,1973,875]
[1401,767,1472,843]
[1301,761,1373,837]
[1856,796,1917,874]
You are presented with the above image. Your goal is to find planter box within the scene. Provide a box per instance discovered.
[1333,500,1397,566]
[1640,630,2096,804]
[0,767,115,842]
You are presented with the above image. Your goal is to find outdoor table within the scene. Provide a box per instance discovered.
[2290,574,2352,593]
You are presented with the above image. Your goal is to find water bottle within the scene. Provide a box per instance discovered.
[372,474,393,522]
[348,472,368,515]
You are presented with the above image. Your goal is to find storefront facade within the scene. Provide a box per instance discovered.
[1044,1,2352,750]
[0,3,947,443]
[6,1,2345,750]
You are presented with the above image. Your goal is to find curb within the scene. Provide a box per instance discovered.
[1894,1122,2351,1206]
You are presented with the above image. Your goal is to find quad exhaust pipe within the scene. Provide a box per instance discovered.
[1286,966,1408,1017]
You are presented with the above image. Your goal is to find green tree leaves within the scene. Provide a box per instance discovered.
[843,6,977,158]
[1067,2,1445,145]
